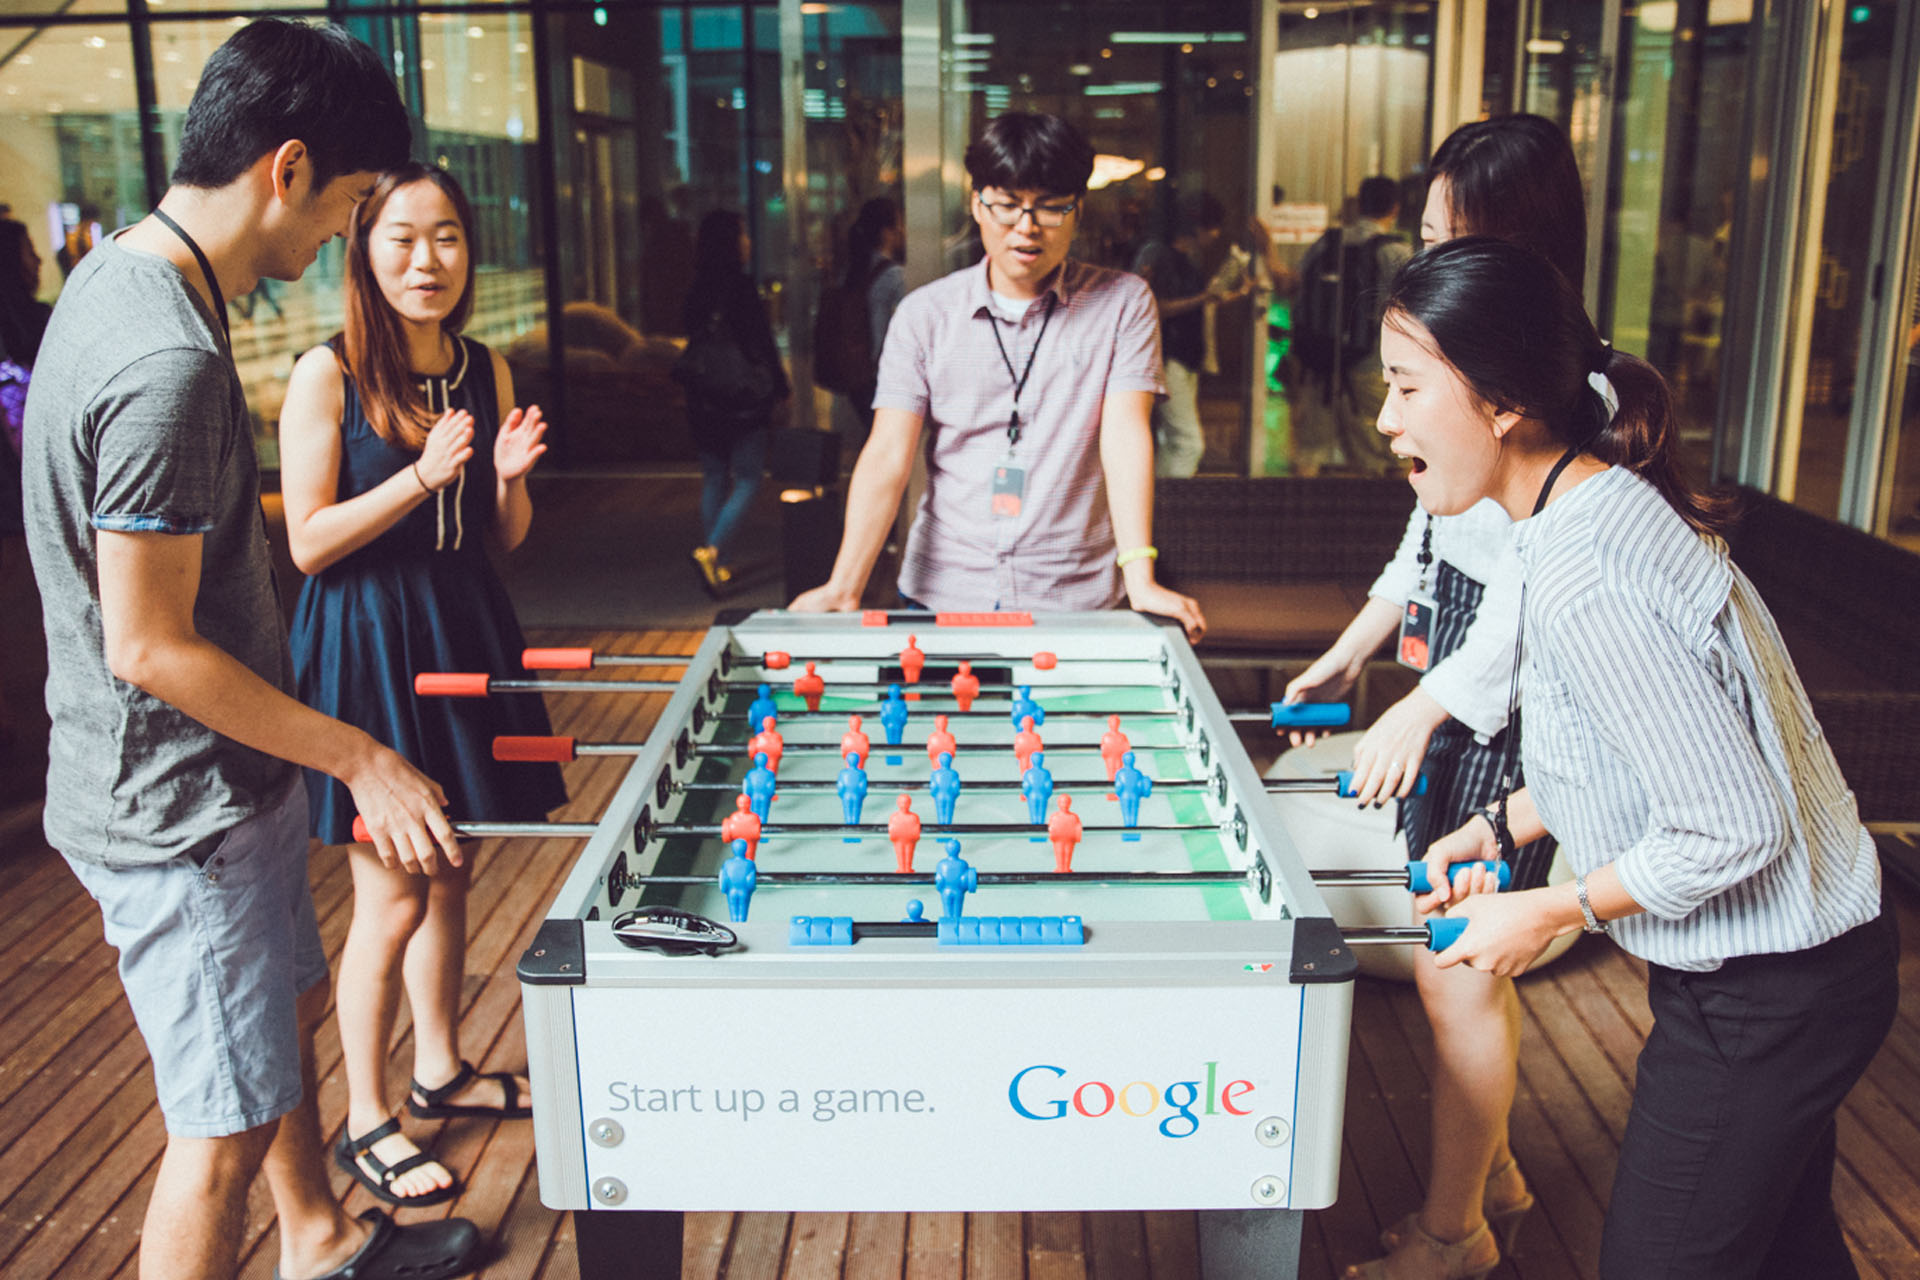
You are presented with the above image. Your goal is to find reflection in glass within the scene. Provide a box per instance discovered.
[1787,3,1897,519]
[1601,0,1750,486]
[0,20,144,309]
[1261,3,1433,476]
[1883,197,1920,550]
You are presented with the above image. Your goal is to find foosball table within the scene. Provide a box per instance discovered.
[420,610,1465,1277]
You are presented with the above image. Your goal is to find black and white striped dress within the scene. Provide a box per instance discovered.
[1399,557,1558,890]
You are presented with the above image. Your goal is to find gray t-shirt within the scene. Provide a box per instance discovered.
[23,234,296,867]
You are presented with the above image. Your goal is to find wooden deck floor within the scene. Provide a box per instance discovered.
[1,627,1918,1279]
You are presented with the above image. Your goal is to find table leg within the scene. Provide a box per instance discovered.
[1198,1208,1303,1280]
[574,1209,684,1279]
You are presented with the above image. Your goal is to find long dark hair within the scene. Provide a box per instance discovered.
[1387,237,1729,535]
[692,209,748,286]
[340,163,478,449]
[842,198,898,289]
[1428,114,1587,289]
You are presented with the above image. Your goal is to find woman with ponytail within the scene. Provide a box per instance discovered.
[1288,116,1586,1280]
[1392,236,1892,1279]
[280,163,566,1207]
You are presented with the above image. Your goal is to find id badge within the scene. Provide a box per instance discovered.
[991,458,1026,519]
[1398,592,1438,672]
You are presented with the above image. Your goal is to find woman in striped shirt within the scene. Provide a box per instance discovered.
[1386,236,1894,1279]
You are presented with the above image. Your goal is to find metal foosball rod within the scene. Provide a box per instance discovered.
[656,820,1222,838]
[416,674,678,698]
[521,647,697,669]
[606,863,1502,893]
[667,772,1427,798]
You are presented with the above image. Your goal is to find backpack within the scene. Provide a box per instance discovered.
[1290,228,1397,380]
[673,308,778,418]
[811,260,886,398]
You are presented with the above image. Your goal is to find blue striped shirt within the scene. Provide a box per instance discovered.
[1510,467,1882,971]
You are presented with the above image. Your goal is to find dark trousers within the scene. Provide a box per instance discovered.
[1600,904,1898,1279]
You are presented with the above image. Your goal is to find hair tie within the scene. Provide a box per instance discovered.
[1586,369,1620,425]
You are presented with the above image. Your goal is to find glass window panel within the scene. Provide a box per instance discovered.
[0,0,130,17]
[1596,0,1752,484]
[1880,170,1920,549]
[414,11,545,411]
[950,0,1260,473]
[1261,3,1434,477]
[149,17,390,470]
[1785,2,1899,519]
[800,2,902,438]
[0,21,145,307]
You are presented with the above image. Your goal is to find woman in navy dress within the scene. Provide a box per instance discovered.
[280,163,565,1206]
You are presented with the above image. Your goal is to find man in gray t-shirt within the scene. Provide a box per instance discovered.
[22,19,477,1280]
[27,235,298,864]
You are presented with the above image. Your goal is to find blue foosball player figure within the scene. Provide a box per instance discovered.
[1009,684,1046,729]
[929,751,962,825]
[880,683,910,746]
[1021,752,1054,824]
[748,683,779,729]
[720,840,757,923]
[1114,750,1154,827]
[745,752,778,821]
[837,752,870,824]
[933,840,977,919]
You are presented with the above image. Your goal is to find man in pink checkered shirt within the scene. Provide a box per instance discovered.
[789,113,1205,641]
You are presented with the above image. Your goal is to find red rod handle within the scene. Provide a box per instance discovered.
[762,651,791,670]
[523,647,594,670]
[494,735,578,763]
[415,673,491,697]
[351,816,371,843]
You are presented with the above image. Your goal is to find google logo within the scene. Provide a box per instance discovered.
[1007,1062,1257,1139]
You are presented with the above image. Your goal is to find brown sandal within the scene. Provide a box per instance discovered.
[333,1117,460,1206]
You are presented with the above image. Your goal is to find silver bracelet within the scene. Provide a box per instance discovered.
[1575,874,1608,935]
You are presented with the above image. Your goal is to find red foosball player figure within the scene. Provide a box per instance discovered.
[900,634,926,684]
[925,714,958,765]
[1013,715,1043,773]
[888,794,922,873]
[793,661,825,712]
[840,714,871,768]
[1048,795,1083,873]
[950,660,980,712]
[720,793,763,859]
[748,716,784,774]
[1099,714,1131,782]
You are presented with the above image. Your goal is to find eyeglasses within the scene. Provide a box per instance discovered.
[976,195,1078,228]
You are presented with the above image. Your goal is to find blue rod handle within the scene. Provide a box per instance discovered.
[1335,770,1430,798]
[1405,860,1512,894]
[1271,702,1352,729]
[1426,917,1469,950]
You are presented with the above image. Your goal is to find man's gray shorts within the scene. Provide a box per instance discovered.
[64,778,328,1138]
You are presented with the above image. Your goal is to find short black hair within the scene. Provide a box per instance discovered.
[172,19,410,192]
[1175,192,1228,237]
[1357,175,1400,220]
[965,113,1095,198]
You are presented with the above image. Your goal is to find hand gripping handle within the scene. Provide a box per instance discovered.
[1335,770,1430,798]
[415,672,491,697]
[523,647,594,670]
[1271,702,1352,729]
[1404,860,1512,894]
[494,736,578,763]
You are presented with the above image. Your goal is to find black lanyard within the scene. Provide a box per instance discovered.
[1488,444,1582,859]
[986,292,1057,449]
[151,207,231,354]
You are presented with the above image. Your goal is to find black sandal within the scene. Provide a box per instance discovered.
[333,1117,461,1207]
[273,1208,482,1280]
[408,1059,532,1119]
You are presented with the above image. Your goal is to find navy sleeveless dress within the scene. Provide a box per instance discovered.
[289,336,567,844]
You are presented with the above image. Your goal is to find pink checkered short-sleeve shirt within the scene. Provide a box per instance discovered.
[873,256,1165,612]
